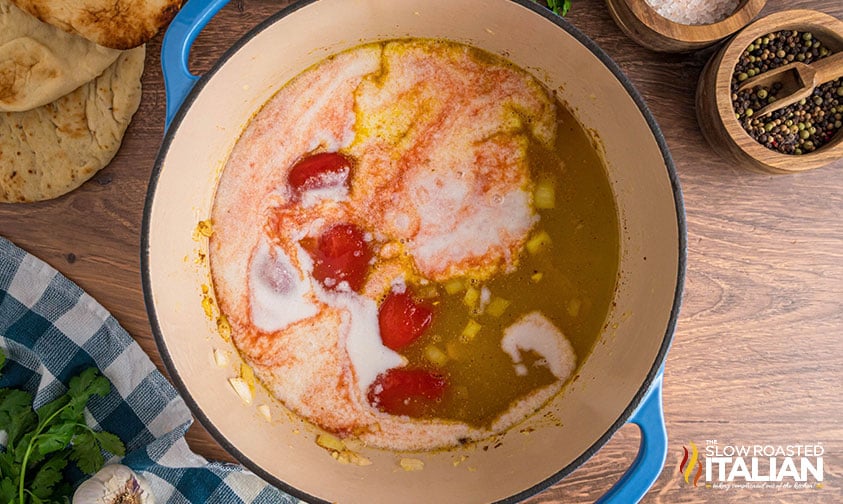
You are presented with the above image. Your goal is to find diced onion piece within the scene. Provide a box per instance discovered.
[212,348,229,367]
[316,433,346,452]
[463,287,480,309]
[257,404,272,422]
[343,437,365,451]
[196,219,214,237]
[461,319,482,342]
[567,298,582,317]
[424,345,449,366]
[417,285,439,299]
[240,363,256,393]
[400,458,425,471]
[216,314,232,342]
[486,297,510,317]
[531,272,544,283]
[534,179,556,209]
[201,295,214,318]
[446,341,463,360]
[444,278,464,295]
[317,433,372,466]
[336,451,373,466]
[228,377,253,404]
[526,231,552,255]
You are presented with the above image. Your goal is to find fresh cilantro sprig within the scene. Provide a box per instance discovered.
[533,0,572,16]
[0,349,126,503]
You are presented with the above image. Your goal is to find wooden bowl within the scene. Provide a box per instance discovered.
[605,0,767,52]
[696,9,843,173]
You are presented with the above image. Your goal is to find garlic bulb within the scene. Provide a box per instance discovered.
[73,464,154,504]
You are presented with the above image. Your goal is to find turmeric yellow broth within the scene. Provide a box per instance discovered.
[209,39,619,450]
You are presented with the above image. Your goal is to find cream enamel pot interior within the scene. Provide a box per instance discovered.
[142,0,686,502]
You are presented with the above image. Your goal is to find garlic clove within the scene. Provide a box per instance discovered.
[228,376,253,404]
[73,464,154,504]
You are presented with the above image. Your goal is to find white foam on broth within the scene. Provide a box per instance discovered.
[210,40,575,451]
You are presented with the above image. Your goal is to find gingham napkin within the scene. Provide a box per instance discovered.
[0,236,298,504]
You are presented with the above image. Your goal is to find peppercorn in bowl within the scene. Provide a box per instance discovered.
[696,9,843,172]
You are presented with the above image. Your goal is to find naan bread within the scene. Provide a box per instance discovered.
[0,0,121,112]
[0,46,144,203]
[9,0,182,50]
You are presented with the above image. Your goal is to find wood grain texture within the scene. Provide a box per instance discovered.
[0,0,841,502]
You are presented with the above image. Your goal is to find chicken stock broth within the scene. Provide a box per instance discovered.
[401,104,619,427]
[209,38,619,450]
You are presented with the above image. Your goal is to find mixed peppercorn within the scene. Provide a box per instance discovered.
[731,30,843,155]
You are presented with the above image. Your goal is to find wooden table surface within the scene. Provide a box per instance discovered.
[1,0,841,502]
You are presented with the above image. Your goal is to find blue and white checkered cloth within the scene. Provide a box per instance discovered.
[0,236,298,503]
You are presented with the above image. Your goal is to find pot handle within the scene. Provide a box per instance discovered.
[161,0,232,130]
[596,368,667,504]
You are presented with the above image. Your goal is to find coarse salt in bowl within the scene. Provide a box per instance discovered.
[605,0,767,52]
[645,0,740,26]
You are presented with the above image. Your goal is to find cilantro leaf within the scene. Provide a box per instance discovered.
[0,451,17,480]
[550,0,572,16]
[92,431,125,458]
[29,457,67,500]
[0,389,37,450]
[68,368,110,400]
[34,395,69,426]
[60,369,109,422]
[0,477,17,503]
[532,0,571,16]
[35,423,77,458]
[69,431,102,475]
[0,359,123,503]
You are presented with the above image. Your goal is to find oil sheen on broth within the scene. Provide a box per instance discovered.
[209,39,619,451]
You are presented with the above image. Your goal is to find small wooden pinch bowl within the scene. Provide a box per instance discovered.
[696,9,843,173]
[605,0,767,53]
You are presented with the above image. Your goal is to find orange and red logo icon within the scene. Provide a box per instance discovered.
[679,441,704,487]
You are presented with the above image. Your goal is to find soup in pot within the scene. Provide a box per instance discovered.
[209,39,619,451]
